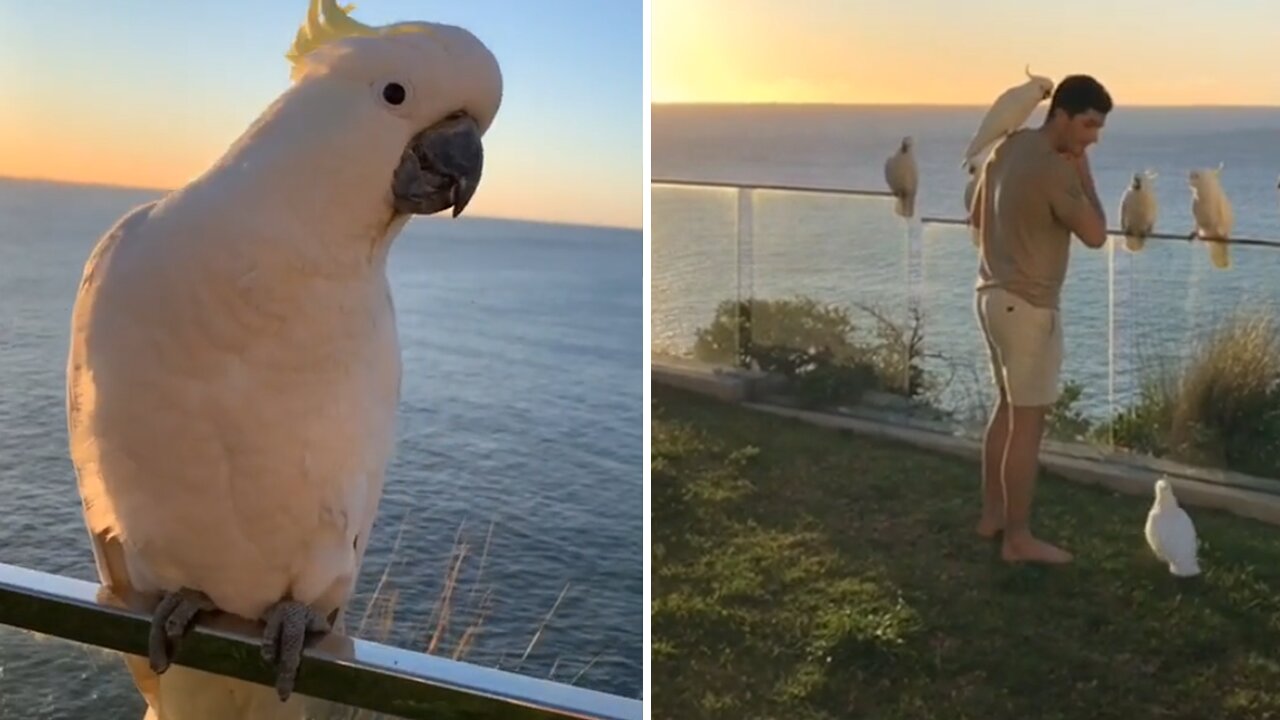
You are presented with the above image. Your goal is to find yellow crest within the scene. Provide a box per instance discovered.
[285,0,432,70]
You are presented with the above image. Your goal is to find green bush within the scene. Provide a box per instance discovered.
[692,296,860,368]
[1046,380,1094,442]
[691,296,932,408]
[1095,374,1176,455]
[1103,309,1280,478]
[689,295,1280,479]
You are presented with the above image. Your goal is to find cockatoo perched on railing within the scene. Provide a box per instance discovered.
[883,136,918,219]
[1120,171,1158,253]
[66,1,502,717]
[961,65,1055,173]
[1188,164,1233,269]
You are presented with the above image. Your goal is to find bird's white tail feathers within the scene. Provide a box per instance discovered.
[1208,240,1231,269]
[895,194,915,219]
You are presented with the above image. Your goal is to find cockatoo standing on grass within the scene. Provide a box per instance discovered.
[1120,171,1158,253]
[1144,478,1201,577]
[962,65,1055,173]
[883,136,918,219]
[1188,164,1233,269]
[66,1,502,717]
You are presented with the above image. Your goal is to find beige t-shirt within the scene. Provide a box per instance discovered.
[974,129,1087,310]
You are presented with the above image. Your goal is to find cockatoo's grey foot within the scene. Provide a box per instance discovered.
[260,600,331,701]
[148,588,217,674]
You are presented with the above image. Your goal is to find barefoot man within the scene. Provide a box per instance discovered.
[969,74,1112,564]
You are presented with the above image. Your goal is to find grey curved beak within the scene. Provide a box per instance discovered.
[391,113,484,218]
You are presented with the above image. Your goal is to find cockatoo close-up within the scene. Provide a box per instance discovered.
[961,65,1055,173]
[1144,478,1202,578]
[66,1,503,718]
[884,136,919,219]
[1119,171,1158,253]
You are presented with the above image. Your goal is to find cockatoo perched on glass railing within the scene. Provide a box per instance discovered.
[883,136,918,219]
[961,65,1055,173]
[66,1,502,717]
[1120,171,1158,253]
[1188,164,1233,269]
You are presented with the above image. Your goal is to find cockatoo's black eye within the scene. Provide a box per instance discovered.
[382,83,407,106]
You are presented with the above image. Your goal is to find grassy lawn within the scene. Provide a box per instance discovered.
[652,385,1280,720]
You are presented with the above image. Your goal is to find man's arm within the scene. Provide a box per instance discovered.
[969,170,984,228]
[1050,152,1108,249]
[1074,153,1108,245]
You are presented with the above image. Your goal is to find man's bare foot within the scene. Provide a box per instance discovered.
[976,518,1004,539]
[1001,533,1073,564]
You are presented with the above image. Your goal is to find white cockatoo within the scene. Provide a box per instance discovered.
[884,136,918,218]
[1119,171,1158,253]
[1144,478,1201,577]
[963,163,980,247]
[66,1,502,718]
[1188,164,1233,269]
[961,65,1055,173]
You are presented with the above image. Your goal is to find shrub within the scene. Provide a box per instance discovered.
[691,296,933,408]
[1104,309,1280,477]
[1046,380,1094,442]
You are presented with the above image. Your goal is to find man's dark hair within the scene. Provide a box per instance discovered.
[1047,75,1113,119]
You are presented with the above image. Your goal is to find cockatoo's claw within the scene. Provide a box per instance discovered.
[148,588,217,674]
[260,600,331,701]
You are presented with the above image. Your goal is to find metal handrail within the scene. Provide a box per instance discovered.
[0,561,642,720]
[653,176,894,199]
[653,177,1280,249]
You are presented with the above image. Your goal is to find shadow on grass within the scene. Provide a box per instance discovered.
[652,385,1280,720]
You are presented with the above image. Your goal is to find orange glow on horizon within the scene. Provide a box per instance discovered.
[652,0,1279,108]
[0,118,636,231]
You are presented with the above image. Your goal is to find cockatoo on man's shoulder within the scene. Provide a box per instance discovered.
[962,65,1055,173]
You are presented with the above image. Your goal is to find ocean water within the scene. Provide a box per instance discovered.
[0,177,643,716]
[653,104,1280,427]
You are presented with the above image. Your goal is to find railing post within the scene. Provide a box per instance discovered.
[904,220,924,396]
[735,187,755,369]
[1107,233,1117,448]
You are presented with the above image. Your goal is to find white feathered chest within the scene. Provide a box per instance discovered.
[68,199,402,621]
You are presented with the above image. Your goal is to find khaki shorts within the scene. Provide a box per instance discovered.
[975,287,1062,407]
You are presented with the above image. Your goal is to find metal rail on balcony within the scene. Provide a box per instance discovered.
[0,561,642,720]
[653,177,1280,249]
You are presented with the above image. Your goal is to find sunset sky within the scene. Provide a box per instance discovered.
[653,0,1280,107]
[0,1,641,230]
